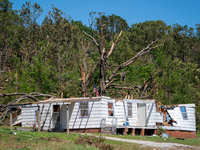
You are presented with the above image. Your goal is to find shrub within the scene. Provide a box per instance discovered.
[75,135,114,150]
[157,127,166,136]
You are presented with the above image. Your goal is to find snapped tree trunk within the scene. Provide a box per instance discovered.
[83,25,160,96]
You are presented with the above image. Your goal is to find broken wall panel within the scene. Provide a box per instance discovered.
[167,104,196,132]
[21,103,52,130]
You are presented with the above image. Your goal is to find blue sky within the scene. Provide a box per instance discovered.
[10,0,200,29]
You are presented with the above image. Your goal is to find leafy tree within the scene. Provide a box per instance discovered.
[96,14,129,41]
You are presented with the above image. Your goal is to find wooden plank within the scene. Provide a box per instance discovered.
[10,108,12,131]
[38,106,41,132]
[67,104,69,134]
[7,98,101,106]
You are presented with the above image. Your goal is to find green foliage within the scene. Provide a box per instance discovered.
[0,2,200,129]
[157,127,166,136]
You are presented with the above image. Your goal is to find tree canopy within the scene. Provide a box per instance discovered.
[0,0,200,116]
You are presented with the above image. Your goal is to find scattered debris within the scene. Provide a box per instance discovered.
[11,131,18,135]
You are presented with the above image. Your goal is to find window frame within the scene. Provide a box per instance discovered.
[180,106,188,120]
[107,102,115,117]
[127,102,132,117]
[79,101,89,118]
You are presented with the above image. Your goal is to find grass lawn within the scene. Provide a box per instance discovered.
[93,132,200,146]
[0,126,158,150]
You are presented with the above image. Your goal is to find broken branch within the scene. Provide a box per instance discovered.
[83,31,100,50]
[107,30,122,58]
[107,40,160,82]
[0,87,6,90]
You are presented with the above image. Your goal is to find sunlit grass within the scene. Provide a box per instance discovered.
[0,126,157,150]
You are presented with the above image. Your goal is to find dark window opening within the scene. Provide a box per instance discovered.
[53,105,60,112]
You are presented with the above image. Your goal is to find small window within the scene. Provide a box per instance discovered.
[53,105,60,112]
[108,103,114,117]
[127,102,132,117]
[79,101,89,117]
[180,106,188,120]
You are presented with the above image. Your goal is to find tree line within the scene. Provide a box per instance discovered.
[0,0,200,118]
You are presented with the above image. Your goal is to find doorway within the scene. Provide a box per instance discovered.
[52,105,60,128]
[137,103,146,126]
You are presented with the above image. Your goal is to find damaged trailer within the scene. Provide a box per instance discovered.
[7,96,196,138]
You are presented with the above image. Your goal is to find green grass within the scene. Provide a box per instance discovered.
[0,126,98,150]
[92,132,200,146]
[0,126,157,150]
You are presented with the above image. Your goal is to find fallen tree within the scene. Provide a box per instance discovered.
[0,92,54,124]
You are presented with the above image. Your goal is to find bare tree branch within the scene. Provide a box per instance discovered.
[107,40,160,82]
[107,30,122,58]
[0,87,6,90]
[86,61,100,84]
[83,30,100,50]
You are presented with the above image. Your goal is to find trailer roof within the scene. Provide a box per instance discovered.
[6,97,102,107]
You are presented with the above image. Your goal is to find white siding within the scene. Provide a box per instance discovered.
[22,103,53,130]
[21,105,38,128]
[146,103,156,126]
[122,101,137,126]
[20,98,196,132]
[69,100,103,129]
[167,104,196,132]
[100,97,116,125]
[124,99,157,126]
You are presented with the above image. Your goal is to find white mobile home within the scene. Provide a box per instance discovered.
[7,96,196,138]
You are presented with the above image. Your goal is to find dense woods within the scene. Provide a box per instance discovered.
[1,0,200,126]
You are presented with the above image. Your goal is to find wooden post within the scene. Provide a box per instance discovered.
[66,104,69,134]
[61,92,63,99]
[38,106,41,132]
[10,108,12,131]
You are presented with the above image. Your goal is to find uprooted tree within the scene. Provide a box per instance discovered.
[80,24,160,96]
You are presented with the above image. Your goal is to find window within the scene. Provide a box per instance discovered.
[79,101,89,117]
[108,103,114,117]
[127,102,132,117]
[180,106,188,120]
[53,105,60,112]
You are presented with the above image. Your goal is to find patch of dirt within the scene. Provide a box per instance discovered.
[75,135,114,150]
[8,136,14,139]
[40,137,67,143]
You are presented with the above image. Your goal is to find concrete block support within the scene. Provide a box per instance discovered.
[131,129,135,136]
[140,129,145,136]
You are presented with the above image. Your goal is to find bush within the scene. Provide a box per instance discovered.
[75,135,114,150]
[157,127,166,136]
